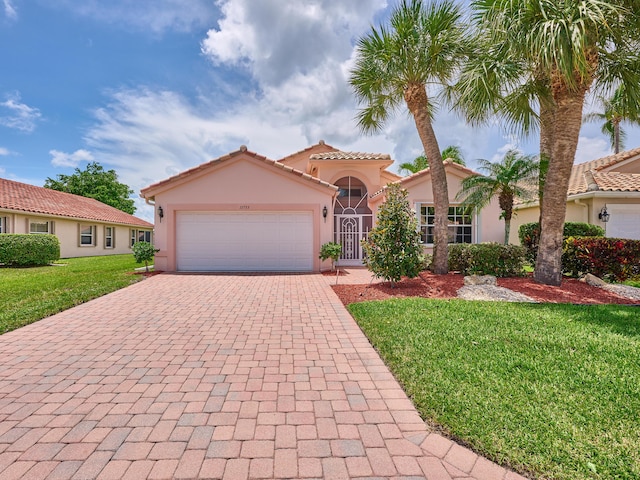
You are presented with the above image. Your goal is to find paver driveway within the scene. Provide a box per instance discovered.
[0,274,525,480]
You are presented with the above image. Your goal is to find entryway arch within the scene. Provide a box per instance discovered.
[333,176,373,265]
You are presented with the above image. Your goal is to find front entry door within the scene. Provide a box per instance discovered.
[335,215,366,265]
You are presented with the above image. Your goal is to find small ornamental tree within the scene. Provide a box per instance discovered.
[132,241,159,273]
[361,184,424,287]
[319,242,342,271]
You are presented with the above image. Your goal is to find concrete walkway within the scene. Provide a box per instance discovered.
[0,274,526,480]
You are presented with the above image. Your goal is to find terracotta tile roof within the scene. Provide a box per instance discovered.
[141,146,338,198]
[277,140,339,162]
[310,151,391,161]
[568,147,640,195]
[592,172,640,192]
[0,177,153,227]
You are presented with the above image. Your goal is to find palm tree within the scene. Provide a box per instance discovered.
[584,85,640,154]
[468,0,640,286]
[398,155,429,175]
[399,146,465,175]
[456,150,538,245]
[350,0,468,274]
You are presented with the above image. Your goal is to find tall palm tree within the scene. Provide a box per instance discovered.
[456,150,538,244]
[468,0,640,286]
[399,146,465,175]
[584,85,640,154]
[350,0,468,274]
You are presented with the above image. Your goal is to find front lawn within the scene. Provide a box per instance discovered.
[0,255,145,335]
[349,299,640,480]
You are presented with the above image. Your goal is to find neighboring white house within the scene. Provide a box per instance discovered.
[511,147,640,243]
[0,177,153,258]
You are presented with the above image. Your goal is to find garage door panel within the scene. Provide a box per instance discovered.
[176,212,313,271]
[606,205,640,240]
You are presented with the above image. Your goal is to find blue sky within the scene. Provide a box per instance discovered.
[1,0,638,221]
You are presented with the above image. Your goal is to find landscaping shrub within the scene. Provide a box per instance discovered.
[0,234,60,266]
[563,236,640,281]
[519,222,604,263]
[361,184,424,285]
[448,243,526,277]
[132,241,158,272]
[319,242,342,271]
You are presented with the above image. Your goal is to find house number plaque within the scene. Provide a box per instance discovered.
[239,205,250,210]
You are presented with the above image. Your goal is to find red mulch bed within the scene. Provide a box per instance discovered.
[332,271,635,306]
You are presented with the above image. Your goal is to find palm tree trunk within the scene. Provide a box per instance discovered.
[504,217,511,245]
[405,83,449,274]
[534,85,588,286]
[613,120,621,154]
[538,100,554,225]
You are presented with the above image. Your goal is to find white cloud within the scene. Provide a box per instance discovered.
[53,0,216,33]
[3,0,16,20]
[0,92,42,133]
[574,135,611,164]
[50,149,94,167]
[0,147,9,156]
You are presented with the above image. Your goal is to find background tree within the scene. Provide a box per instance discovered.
[467,0,640,285]
[45,162,136,214]
[399,145,465,175]
[456,150,538,245]
[350,0,468,274]
[584,85,640,154]
[361,184,424,286]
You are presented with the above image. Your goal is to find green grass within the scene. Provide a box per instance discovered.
[349,299,640,480]
[0,255,144,335]
[624,279,640,288]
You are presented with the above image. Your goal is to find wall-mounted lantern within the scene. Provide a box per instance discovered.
[158,205,164,223]
[598,206,610,223]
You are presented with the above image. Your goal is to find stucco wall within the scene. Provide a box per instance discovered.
[1,211,151,258]
[150,154,336,272]
[400,169,505,245]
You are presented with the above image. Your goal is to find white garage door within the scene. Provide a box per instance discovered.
[176,212,314,272]
[606,205,640,240]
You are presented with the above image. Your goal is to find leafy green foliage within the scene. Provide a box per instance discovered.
[45,162,136,214]
[519,222,605,263]
[563,237,640,282]
[350,299,640,480]
[0,255,141,335]
[361,184,424,285]
[448,242,526,277]
[0,234,60,266]
[456,150,538,244]
[399,146,465,175]
[319,242,342,271]
[132,241,158,272]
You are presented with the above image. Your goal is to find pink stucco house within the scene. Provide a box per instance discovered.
[140,141,504,272]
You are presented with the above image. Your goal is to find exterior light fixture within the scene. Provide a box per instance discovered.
[158,205,164,222]
[322,205,328,222]
[598,206,610,223]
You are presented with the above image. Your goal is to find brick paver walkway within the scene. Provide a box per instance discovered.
[0,274,526,479]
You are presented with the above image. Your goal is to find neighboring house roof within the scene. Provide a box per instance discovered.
[141,146,339,199]
[0,177,153,227]
[567,147,640,195]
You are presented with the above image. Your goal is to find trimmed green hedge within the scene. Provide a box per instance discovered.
[0,234,60,266]
[448,243,526,277]
[563,237,640,281]
[519,222,604,263]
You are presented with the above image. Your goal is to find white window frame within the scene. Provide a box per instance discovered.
[79,224,96,247]
[30,220,52,234]
[418,204,475,245]
[104,226,115,249]
[0,216,6,233]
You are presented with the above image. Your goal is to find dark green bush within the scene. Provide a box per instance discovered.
[519,222,605,263]
[563,237,640,281]
[448,243,526,277]
[0,234,60,266]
